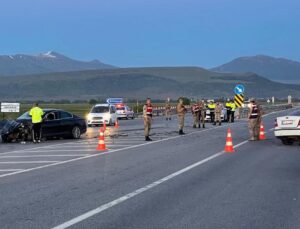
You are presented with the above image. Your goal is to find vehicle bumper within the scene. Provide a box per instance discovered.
[87,120,109,125]
[117,114,127,118]
[274,128,300,137]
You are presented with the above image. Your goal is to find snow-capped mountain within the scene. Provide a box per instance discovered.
[0,51,115,76]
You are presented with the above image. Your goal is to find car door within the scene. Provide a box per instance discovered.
[59,111,75,135]
[42,111,61,137]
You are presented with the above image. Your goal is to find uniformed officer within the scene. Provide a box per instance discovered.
[225,98,232,122]
[214,102,223,126]
[207,100,216,124]
[248,98,261,141]
[29,103,44,143]
[191,101,200,128]
[229,100,236,122]
[198,100,206,128]
[143,98,153,141]
[177,98,187,135]
[165,97,172,121]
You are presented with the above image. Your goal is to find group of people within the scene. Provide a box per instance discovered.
[143,97,262,141]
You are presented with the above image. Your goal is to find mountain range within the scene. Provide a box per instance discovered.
[0,67,299,101]
[212,55,300,83]
[0,51,115,76]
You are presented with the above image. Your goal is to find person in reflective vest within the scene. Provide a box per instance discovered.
[143,98,153,141]
[29,103,44,143]
[177,98,187,135]
[225,98,232,122]
[165,98,172,121]
[248,98,261,141]
[229,101,236,123]
[207,101,216,124]
[191,102,200,128]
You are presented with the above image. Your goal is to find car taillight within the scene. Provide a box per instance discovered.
[275,119,278,127]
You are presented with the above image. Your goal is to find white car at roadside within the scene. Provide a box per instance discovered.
[274,109,300,145]
[115,104,135,119]
[86,104,117,127]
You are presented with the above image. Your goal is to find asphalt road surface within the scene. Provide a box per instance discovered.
[0,109,299,229]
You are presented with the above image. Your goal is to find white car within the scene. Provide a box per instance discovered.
[115,104,135,119]
[205,108,227,122]
[86,104,117,127]
[274,109,300,145]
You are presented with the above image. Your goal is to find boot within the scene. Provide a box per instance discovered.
[213,122,216,125]
[198,124,201,128]
[219,122,221,126]
[202,124,205,128]
[193,125,196,128]
[145,136,152,141]
[179,129,185,135]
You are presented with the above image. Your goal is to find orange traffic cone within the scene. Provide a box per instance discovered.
[224,128,235,153]
[96,128,107,151]
[115,119,119,129]
[259,122,266,140]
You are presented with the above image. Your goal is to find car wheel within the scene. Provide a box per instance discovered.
[281,138,294,145]
[72,126,81,139]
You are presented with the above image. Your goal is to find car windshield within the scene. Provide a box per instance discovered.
[290,110,300,116]
[91,106,109,113]
[17,112,31,120]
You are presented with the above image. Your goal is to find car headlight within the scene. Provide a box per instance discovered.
[86,114,92,120]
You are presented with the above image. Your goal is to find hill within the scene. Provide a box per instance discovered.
[0,67,299,101]
[0,51,115,76]
[211,55,300,83]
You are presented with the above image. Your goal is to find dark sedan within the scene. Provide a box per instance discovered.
[16,109,87,140]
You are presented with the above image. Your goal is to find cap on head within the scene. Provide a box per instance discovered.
[250,98,255,102]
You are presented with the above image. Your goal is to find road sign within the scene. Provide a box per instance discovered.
[234,84,245,95]
[234,94,244,108]
[1,103,20,113]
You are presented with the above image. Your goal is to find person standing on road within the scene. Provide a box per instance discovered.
[199,100,206,128]
[29,103,44,143]
[191,101,200,128]
[165,97,172,121]
[143,98,153,141]
[214,102,223,126]
[248,98,261,141]
[225,98,232,122]
[207,100,216,124]
[177,98,187,135]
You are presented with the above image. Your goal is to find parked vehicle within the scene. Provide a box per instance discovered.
[115,104,135,119]
[1,109,87,142]
[274,109,300,145]
[86,104,117,127]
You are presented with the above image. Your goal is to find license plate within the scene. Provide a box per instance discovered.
[281,120,294,125]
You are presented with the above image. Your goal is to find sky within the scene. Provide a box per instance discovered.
[0,0,299,68]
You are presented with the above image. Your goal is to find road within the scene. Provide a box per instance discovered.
[0,109,299,229]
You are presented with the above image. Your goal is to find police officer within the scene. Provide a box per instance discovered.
[207,100,216,124]
[248,98,261,141]
[214,102,223,126]
[230,100,236,123]
[177,98,187,135]
[165,97,172,121]
[191,101,200,128]
[29,103,44,143]
[143,98,153,141]
[199,100,206,128]
[225,98,232,122]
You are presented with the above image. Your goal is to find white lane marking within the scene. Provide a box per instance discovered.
[44,144,133,148]
[21,149,97,152]
[0,155,89,158]
[0,161,59,164]
[0,124,235,179]
[52,140,249,229]
[0,169,24,172]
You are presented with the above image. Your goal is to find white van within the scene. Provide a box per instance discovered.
[86,104,117,127]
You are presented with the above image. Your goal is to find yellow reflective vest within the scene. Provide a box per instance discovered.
[29,107,44,123]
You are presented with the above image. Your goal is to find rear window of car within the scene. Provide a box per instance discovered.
[91,106,109,113]
[116,107,125,110]
[290,110,300,116]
